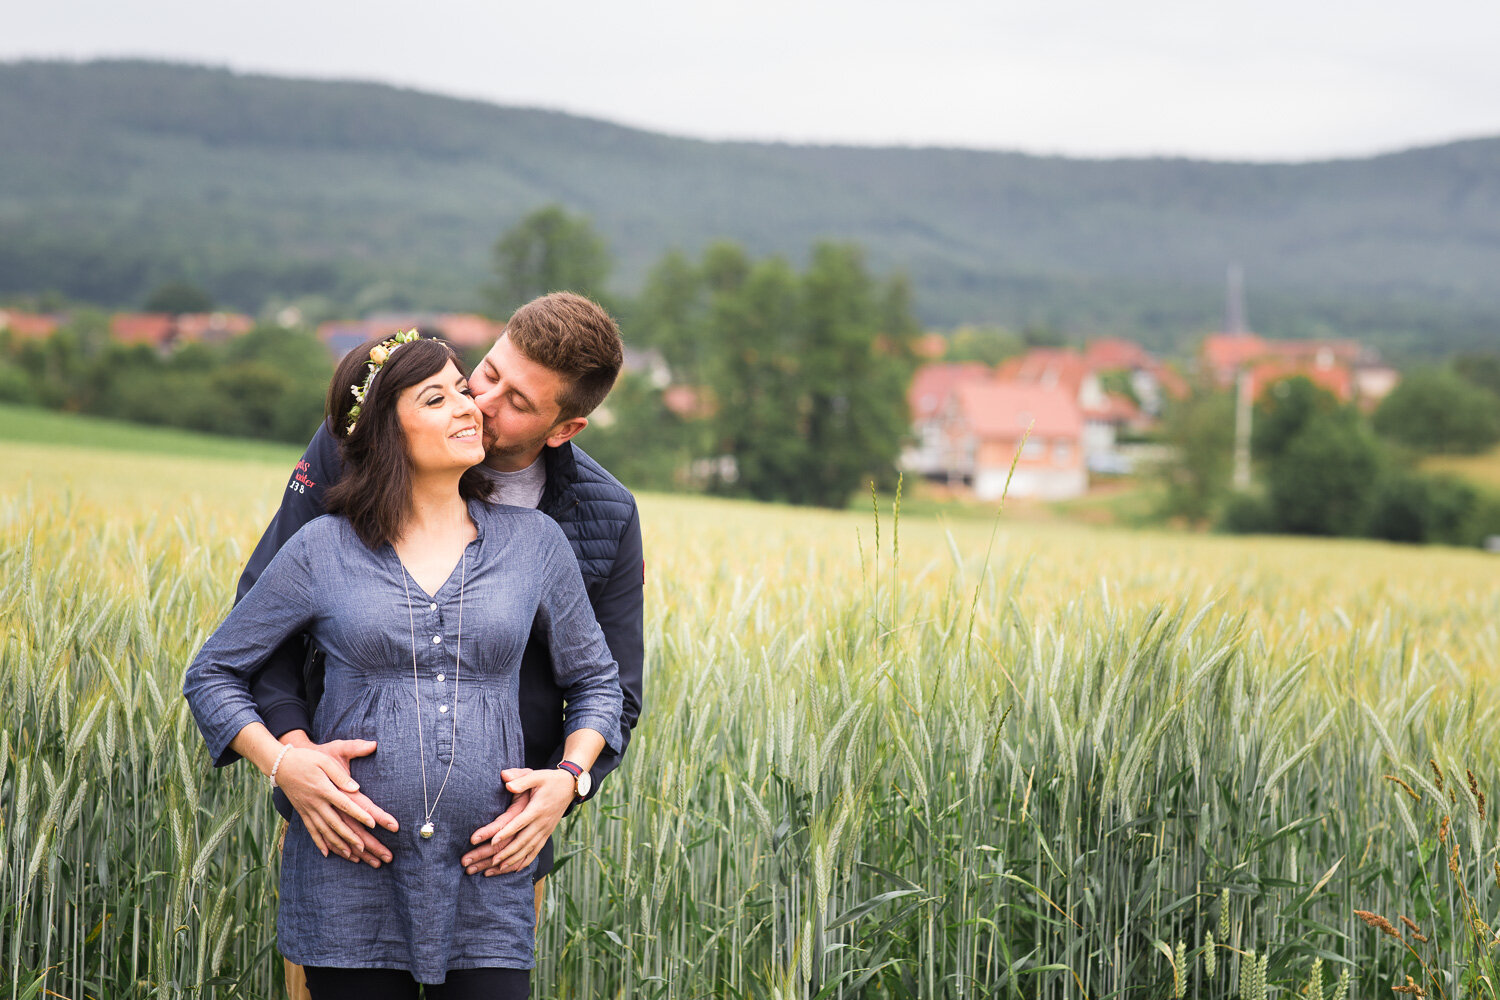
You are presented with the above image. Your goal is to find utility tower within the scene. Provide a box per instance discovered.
[1228,263,1252,490]
[1225,263,1247,336]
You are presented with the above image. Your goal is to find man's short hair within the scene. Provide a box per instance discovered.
[505,292,623,421]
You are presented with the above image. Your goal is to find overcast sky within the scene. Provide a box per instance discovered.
[6,0,1498,161]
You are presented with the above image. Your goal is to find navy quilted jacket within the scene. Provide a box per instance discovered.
[232,422,644,829]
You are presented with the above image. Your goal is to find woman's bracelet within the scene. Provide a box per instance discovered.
[268,743,294,788]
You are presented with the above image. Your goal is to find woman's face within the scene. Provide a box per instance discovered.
[397,360,486,475]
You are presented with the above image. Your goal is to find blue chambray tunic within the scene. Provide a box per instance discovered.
[183,501,623,982]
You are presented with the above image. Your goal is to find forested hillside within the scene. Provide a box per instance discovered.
[3,59,1499,354]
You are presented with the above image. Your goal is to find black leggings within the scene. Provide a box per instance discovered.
[303,965,529,1000]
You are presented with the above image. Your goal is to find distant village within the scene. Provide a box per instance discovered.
[1,307,1402,502]
[903,332,1399,501]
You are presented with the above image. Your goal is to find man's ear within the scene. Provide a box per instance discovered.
[545,416,588,449]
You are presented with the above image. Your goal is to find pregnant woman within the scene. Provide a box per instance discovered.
[183,332,621,999]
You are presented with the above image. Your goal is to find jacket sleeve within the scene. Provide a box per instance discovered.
[185,531,320,767]
[235,423,340,750]
[535,521,625,757]
[563,502,644,800]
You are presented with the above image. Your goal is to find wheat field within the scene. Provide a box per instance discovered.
[4,420,1500,999]
[1425,445,1500,493]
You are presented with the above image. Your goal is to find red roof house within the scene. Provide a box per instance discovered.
[433,314,502,349]
[110,314,177,348]
[1084,337,1156,372]
[1202,332,1368,395]
[1247,359,1354,403]
[907,362,991,421]
[1202,334,1270,387]
[174,312,255,345]
[956,381,1087,500]
[0,311,61,340]
[997,348,1093,400]
[901,363,994,481]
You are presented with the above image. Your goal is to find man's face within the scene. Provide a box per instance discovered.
[468,333,572,469]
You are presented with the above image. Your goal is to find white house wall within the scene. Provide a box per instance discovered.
[974,466,1087,501]
[1082,420,1117,458]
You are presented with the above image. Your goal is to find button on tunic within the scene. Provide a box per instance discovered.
[183,502,623,982]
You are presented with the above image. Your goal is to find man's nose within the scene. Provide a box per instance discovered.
[471,382,501,414]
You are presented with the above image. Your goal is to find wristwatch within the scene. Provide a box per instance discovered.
[556,760,592,800]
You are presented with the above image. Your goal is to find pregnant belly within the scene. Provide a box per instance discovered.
[314,684,525,837]
[344,742,514,838]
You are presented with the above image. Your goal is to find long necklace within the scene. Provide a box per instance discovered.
[400,547,464,839]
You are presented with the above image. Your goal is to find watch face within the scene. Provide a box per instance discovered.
[576,770,592,798]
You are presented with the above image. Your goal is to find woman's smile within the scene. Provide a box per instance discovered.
[448,421,485,462]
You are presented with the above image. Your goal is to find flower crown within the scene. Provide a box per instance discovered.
[347,329,421,432]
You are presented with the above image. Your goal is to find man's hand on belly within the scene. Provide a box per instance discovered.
[460,767,575,876]
[280,731,399,867]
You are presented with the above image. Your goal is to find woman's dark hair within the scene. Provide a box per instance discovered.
[323,334,493,549]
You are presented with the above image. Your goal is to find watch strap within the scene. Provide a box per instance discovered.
[557,759,590,800]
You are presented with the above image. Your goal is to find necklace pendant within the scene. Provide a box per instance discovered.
[420,822,435,839]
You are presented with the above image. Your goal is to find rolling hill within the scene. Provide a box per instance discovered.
[3,59,1499,355]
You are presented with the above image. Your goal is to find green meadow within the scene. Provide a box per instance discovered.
[4,407,1499,998]
[0,403,303,465]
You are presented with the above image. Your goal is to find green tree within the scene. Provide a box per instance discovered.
[655,242,918,507]
[618,238,912,503]
[1267,411,1381,535]
[572,372,692,492]
[223,324,331,378]
[779,244,917,507]
[220,325,334,440]
[483,204,610,319]
[945,325,1024,366]
[1157,391,1235,525]
[1252,375,1341,460]
[1453,352,1500,400]
[627,240,919,507]
[1364,471,1480,545]
[143,281,214,315]
[870,273,925,488]
[0,332,35,403]
[1372,367,1500,455]
[10,309,110,407]
[701,240,750,296]
[1022,325,1066,348]
[704,256,808,499]
[633,249,707,384]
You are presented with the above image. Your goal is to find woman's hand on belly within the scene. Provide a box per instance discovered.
[278,735,399,866]
[460,767,577,877]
